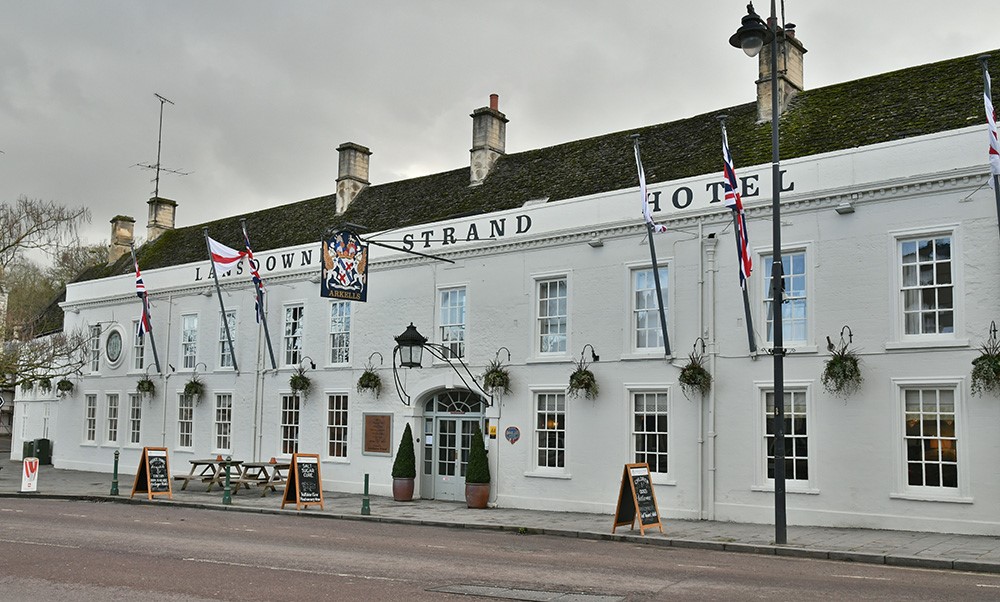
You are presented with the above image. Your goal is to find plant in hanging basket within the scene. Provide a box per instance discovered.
[481,358,512,396]
[289,367,312,397]
[184,376,205,401]
[821,335,863,397]
[136,376,156,397]
[56,378,74,395]
[971,332,1000,397]
[38,378,52,393]
[20,380,33,393]
[356,365,383,398]
[679,351,712,397]
[567,357,599,400]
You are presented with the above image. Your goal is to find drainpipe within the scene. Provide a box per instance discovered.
[703,234,719,521]
[695,223,706,519]
[159,294,174,447]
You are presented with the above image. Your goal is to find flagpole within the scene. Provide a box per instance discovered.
[130,243,161,374]
[241,218,277,370]
[203,228,240,373]
[631,134,671,357]
[719,116,757,354]
[979,55,1000,240]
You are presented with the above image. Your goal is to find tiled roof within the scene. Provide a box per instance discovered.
[80,47,998,283]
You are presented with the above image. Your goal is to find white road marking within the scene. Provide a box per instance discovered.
[59,513,88,518]
[676,564,718,570]
[976,584,1000,588]
[0,538,80,549]
[0,508,24,513]
[184,557,407,582]
[833,575,891,581]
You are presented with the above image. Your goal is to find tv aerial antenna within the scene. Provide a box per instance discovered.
[134,93,190,197]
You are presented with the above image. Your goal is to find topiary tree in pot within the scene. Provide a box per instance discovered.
[391,423,416,501]
[464,423,491,509]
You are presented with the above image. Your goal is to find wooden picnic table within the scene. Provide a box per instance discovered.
[234,460,290,496]
[174,458,243,492]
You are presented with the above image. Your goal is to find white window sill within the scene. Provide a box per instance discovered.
[81,442,98,448]
[325,457,350,464]
[890,491,973,504]
[760,344,817,354]
[650,476,676,487]
[526,356,573,365]
[524,469,571,480]
[752,484,820,495]
[620,352,673,362]
[885,338,970,351]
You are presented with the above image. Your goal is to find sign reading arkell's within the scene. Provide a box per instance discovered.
[321,230,370,302]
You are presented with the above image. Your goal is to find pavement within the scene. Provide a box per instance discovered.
[3,451,1000,575]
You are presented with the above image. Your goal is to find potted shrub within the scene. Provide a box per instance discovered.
[679,349,712,398]
[567,356,599,400]
[136,375,156,397]
[391,423,416,501]
[56,378,74,397]
[289,367,311,398]
[465,423,490,508]
[356,364,383,398]
[821,331,863,397]
[482,357,512,397]
[971,328,1000,397]
[184,376,205,402]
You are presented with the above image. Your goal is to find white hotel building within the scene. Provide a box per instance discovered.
[12,38,1000,536]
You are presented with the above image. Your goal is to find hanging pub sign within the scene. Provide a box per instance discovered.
[321,230,369,302]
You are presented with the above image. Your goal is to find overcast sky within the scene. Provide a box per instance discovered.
[3,1,998,249]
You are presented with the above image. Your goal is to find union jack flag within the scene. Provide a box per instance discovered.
[721,124,752,287]
[634,139,667,234]
[242,224,266,323]
[985,70,1000,178]
[134,257,152,338]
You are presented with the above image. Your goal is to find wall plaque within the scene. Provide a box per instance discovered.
[363,413,393,455]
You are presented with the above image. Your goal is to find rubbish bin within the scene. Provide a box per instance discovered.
[22,440,36,460]
[33,438,52,465]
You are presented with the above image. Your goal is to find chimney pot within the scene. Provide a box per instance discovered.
[108,215,136,264]
[490,94,499,111]
[470,96,508,186]
[146,197,177,243]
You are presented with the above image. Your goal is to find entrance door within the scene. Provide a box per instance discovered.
[420,390,485,501]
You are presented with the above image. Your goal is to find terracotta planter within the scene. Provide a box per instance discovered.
[392,477,414,501]
[465,482,490,508]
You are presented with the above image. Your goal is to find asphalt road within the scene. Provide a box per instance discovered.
[2,498,1000,601]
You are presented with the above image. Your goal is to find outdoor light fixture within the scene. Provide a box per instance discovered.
[730,0,788,545]
[835,202,855,215]
[299,355,317,370]
[391,323,493,406]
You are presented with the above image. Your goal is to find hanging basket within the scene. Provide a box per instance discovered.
[971,322,1000,397]
[56,378,75,395]
[821,326,863,397]
[679,351,712,397]
[567,361,599,399]
[290,368,312,397]
[136,376,156,397]
[482,358,511,397]
[184,377,205,401]
[356,368,382,398]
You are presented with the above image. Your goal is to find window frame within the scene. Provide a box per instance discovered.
[629,387,672,483]
[105,393,119,445]
[326,392,349,461]
[437,285,467,360]
[280,393,300,456]
[528,388,569,477]
[328,301,351,366]
[283,304,305,367]
[887,226,967,349]
[753,380,818,494]
[128,393,142,446]
[89,325,101,373]
[177,394,194,450]
[533,274,570,359]
[131,320,145,372]
[627,263,670,355]
[760,245,814,353]
[83,394,98,444]
[214,393,233,454]
[890,377,971,503]
[218,310,237,370]
[180,313,199,370]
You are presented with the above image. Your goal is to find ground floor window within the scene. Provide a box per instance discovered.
[535,392,565,469]
[904,386,958,489]
[215,394,232,452]
[327,394,348,458]
[764,388,808,481]
[178,396,194,449]
[129,394,142,444]
[84,394,97,443]
[281,394,300,455]
[106,393,119,444]
[633,391,668,473]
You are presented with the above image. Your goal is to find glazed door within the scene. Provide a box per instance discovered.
[433,417,478,501]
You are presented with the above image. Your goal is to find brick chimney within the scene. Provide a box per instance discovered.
[147,196,177,242]
[756,22,807,122]
[336,142,372,215]
[470,94,508,186]
[108,215,136,264]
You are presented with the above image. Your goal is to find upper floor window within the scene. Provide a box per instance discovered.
[181,314,198,369]
[899,235,953,336]
[132,320,145,371]
[284,305,304,366]
[329,302,351,365]
[439,287,466,359]
[764,251,808,345]
[536,277,568,354]
[632,267,668,351]
[89,325,101,372]
[219,310,236,369]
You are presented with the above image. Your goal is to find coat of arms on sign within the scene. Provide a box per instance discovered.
[321,230,369,302]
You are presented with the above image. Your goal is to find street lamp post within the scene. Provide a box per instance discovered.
[730,0,787,545]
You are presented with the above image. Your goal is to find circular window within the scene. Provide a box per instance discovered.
[106,330,123,364]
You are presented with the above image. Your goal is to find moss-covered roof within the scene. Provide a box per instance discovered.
[82,47,998,283]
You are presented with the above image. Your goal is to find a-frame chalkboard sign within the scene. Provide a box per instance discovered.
[281,453,324,510]
[611,463,663,535]
[130,447,173,500]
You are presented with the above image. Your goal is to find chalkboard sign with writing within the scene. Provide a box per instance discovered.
[130,447,173,500]
[282,453,324,510]
[611,463,663,535]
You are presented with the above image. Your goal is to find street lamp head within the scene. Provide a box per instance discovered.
[729,2,772,57]
[394,323,427,368]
